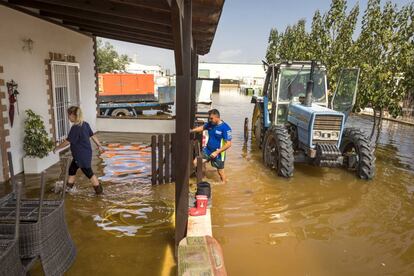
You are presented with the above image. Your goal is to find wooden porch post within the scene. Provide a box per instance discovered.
[190,43,198,127]
[172,0,192,253]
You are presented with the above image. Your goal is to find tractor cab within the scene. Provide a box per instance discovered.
[267,62,329,125]
[249,61,375,180]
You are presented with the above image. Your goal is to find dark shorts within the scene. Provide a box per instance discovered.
[202,152,225,170]
[68,159,95,179]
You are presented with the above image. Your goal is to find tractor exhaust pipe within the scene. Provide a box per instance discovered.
[304,60,316,107]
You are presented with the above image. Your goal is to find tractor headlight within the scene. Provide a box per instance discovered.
[331,131,339,139]
[313,130,340,140]
[313,131,322,139]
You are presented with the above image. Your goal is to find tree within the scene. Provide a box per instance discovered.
[328,4,359,94]
[356,0,408,138]
[309,10,329,63]
[265,28,281,64]
[279,19,310,61]
[264,0,414,142]
[96,39,131,73]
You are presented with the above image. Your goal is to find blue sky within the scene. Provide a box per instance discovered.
[103,0,413,72]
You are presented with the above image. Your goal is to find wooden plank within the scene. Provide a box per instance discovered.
[25,4,173,34]
[61,18,173,42]
[78,29,173,48]
[174,0,192,253]
[196,156,203,184]
[158,134,164,184]
[171,133,176,182]
[190,45,198,127]
[171,0,183,75]
[109,0,171,11]
[11,0,171,26]
[73,24,174,44]
[85,33,173,51]
[151,135,157,185]
[164,134,171,183]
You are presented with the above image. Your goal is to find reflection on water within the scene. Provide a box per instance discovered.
[210,89,414,276]
[99,143,151,183]
[94,142,174,238]
[8,134,176,276]
[95,198,173,238]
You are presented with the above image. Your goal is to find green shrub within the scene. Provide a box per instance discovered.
[23,109,54,158]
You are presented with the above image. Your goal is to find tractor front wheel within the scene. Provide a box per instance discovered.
[263,126,294,177]
[340,128,375,179]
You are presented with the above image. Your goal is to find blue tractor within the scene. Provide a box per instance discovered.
[249,61,375,179]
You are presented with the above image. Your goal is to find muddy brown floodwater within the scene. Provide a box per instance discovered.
[1,89,413,276]
[210,89,414,276]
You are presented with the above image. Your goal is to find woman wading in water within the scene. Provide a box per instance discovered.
[54,106,104,195]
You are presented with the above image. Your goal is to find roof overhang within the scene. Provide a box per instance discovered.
[0,0,224,55]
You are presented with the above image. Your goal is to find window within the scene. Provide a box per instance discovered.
[278,68,327,104]
[50,61,80,143]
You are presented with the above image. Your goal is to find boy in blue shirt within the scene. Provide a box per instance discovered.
[191,109,232,183]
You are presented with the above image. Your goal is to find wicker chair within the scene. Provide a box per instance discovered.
[0,182,25,276]
[0,153,76,275]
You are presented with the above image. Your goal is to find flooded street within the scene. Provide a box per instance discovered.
[1,90,413,276]
[210,89,414,276]
[5,134,176,276]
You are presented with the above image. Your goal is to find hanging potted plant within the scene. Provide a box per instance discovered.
[23,109,59,173]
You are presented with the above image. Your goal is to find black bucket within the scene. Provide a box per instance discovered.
[196,181,211,199]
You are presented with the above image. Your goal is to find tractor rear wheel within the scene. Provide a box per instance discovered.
[263,126,294,177]
[340,128,375,179]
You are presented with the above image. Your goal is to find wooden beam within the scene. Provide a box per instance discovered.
[91,33,174,51]
[158,134,164,185]
[83,30,173,49]
[67,22,174,44]
[109,0,171,11]
[174,0,192,255]
[0,1,91,37]
[151,135,157,185]
[13,0,171,26]
[190,43,198,127]
[171,0,183,75]
[41,13,173,41]
[9,0,173,34]
[164,134,171,183]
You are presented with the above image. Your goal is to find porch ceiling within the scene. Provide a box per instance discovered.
[0,0,224,55]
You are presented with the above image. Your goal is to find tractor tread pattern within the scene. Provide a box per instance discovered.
[263,126,294,177]
[341,127,376,179]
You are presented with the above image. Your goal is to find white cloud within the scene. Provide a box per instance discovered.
[217,49,242,62]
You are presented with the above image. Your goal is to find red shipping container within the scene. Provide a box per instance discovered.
[99,73,155,96]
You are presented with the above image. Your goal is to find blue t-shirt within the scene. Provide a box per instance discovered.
[67,122,94,168]
[203,121,232,161]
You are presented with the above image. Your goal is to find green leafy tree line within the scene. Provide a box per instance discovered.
[96,38,131,73]
[265,0,414,138]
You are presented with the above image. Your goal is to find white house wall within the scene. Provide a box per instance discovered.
[0,6,96,175]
